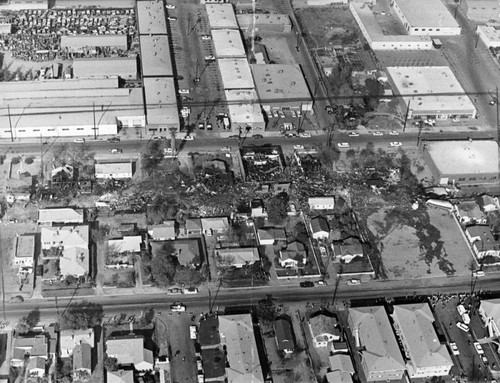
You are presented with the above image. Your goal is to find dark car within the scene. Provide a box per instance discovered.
[299,281,314,288]
[107,137,120,143]
[252,134,264,139]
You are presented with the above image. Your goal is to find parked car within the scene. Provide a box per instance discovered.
[449,342,460,356]
[183,135,195,141]
[456,322,469,332]
[316,280,327,286]
[190,325,197,340]
[337,142,350,148]
[474,342,484,355]
[221,146,231,152]
[299,281,314,288]
[170,303,186,312]
[389,130,400,135]
[166,4,175,9]
[473,270,485,277]
[74,138,85,143]
[372,131,383,136]
[452,118,461,123]
[107,137,120,143]
[201,35,211,40]
[152,136,163,140]
[299,132,311,138]
[252,134,264,139]
[206,123,213,130]
[204,55,216,62]
[198,122,205,130]
[178,89,190,94]
[389,142,402,147]
[278,111,285,118]
[184,287,199,294]
[482,355,489,364]
[294,145,304,150]
[347,279,361,286]
[424,119,436,126]
[348,132,360,137]
[167,16,177,21]
[110,148,122,154]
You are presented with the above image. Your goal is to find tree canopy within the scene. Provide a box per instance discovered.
[151,242,178,287]
[267,192,289,224]
[60,301,104,330]
[16,308,40,333]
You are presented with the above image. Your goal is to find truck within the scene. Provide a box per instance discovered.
[432,38,442,49]
[223,117,230,130]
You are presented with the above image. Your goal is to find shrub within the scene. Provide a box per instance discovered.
[11,156,21,165]
[24,157,34,165]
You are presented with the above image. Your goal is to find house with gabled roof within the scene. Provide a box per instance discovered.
[333,237,364,263]
[257,227,286,246]
[455,201,487,225]
[391,303,453,378]
[27,356,46,377]
[60,328,95,359]
[479,298,500,337]
[73,343,92,379]
[14,233,35,268]
[465,225,500,260]
[274,319,295,355]
[348,306,405,382]
[107,369,134,383]
[215,247,260,268]
[309,196,335,211]
[310,216,330,240]
[11,335,48,367]
[108,236,142,255]
[106,335,154,371]
[148,221,176,241]
[38,208,84,225]
[201,217,229,236]
[279,241,307,268]
[308,313,341,348]
[172,238,202,267]
[185,218,202,236]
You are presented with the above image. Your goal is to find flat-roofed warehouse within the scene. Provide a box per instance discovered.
[251,64,313,112]
[206,3,239,29]
[143,77,180,134]
[386,66,476,120]
[422,140,499,186]
[225,89,265,134]
[72,57,138,80]
[0,77,145,139]
[237,14,292,33]
[140,35,173,77]
[218,58,255,90]
[392,0,461,36]
[136,0,168,35]
[61,35,128,52]
[211,29,246,58]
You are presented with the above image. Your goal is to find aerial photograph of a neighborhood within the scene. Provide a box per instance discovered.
[0,0,500,382]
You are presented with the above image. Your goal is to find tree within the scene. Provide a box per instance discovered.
[267,192,289,224]
[141,308,155,326]
[60,301,103,330]
[16,308,40,333]
[151,242,178,287]
[103,355,118,372]
[142,141,164,174]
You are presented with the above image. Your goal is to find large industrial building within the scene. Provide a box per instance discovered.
[460,0,500,22]
[136,0,168,34]
[0,0,47,10]
[225,89,265,133]
[477,25,500,48]
[236,13,292,33]
[422,140,499,186]
[349,2,433,50]
[211,29,246,58]
[251,64,313,112]
[386,66,477,120]
[392,0,461,36]
[139,35,174,77]
[348,306,405,382]
[391,304,453,379]
[218,58,255,90]
[72,57,138,80]
[206,3,239,29]
[143,77,179,133]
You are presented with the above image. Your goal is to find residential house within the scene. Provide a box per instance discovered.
[488,210,500,238]
[198,317,226,381]
[455,201,487,225]
[107,369,134,383]
[465,225,500,260]
[308,313,341,348]
[38,208,84,225]
[479,298,500,337]
[60,328,95,359]
[185,218,202,236]
[272,182,291,195]
[219,314,264,383]
[95,161,134,179]
[148,221,176,241]
[11,335,48,367]
[310,216,330,240]
[257,227,287,246]
[327,354,355,383]
[331,341,349,353]
[274,319,295,354]
[391,303,453,378]
[73,343,92,379]
[215,247,260,268]
[251,199,268,218]
[279,241,307,268]
[333,237,364,263]
[172,239,202,267]
[51,164,74,182]
[348,306,406,382]
[477,195,500,212]
[201,217,229,236]
[326,370,353,383]
[47,323,58,358]
[14,233,35,268]
[106,335,154,371]
[41,225,89,279]
[27,356,46,377]
[308,196,335,211]
[107,236,142,268]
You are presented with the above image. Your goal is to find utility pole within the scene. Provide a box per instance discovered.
[496,86,499,143]
[7,105,14,142]
[402,99,411,133]
[0,229,5,320]
[93,102,97,140]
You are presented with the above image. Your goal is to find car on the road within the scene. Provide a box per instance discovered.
[190,325,197,340]
[390,142,402,147]
[74,138,85,143]
[299,132,311,138]
[284,132,297,138]
[227,135,239,140]
[152,136,163,140]
[424,119,436,126]
[299,281,314,288]
[178,89,190,94]
[166,4,175,9]
[482,355,489,364]
[456,322,469,332]
[221,146,231,152]
[316,280,327,286]
[452,118,461,123]
[449,342,460,356]
[204,55,216,62]
[473,270,485,277]
[347,279,361,286]
[474,342,484,355]
[167,16,177,21]
[184,287,199,294]
[252,134,264,139]
[348,132,360,137]
[389,130,400,135]
[183,135,195,141]
[107,137,120,143]
[201,35,211,40]
[372,131,383,136]
[337,142,350,148]
[198,122,205,130]
[294,144,304,150]
[110,148,122,154]
[206,123,213,130]
[490,99,497,106]
[170,303,186,312]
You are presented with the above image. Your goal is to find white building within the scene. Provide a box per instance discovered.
[206,3,239,29]
[461,0,500,22]
[479,299,500,337]
[14,234,35,268]
[225,89,265,134]
[386,66,476,120]
[211,29,246,58]
[392,0,461,36]
[477,25,500,48]
[309,197,335,210]
[391,303,453,379]
[95,161,134,179]
[215,247,260,268]
[218,59,255,90]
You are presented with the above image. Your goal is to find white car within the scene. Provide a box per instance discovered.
[449,342,460,356]
[389,142,402,147]
[178,89,190,94]
[166,4,175,9]
[221,146,231,152]
[183,135,195,141]
[291,110,297,118]
[424,119,436,126]
[452,118,461,123]
[294,145,304,150]
[474,342,484,355]
[372,131,384,136]
[190,325,197,340]
[201,35,211,40]
[348,132,360,137]
[110,148,122,154]
[170,303,186,312]
[183,287,199,294]
[389,130,400,136]
[347,279,361,286]
[337,142,350,148]
[299,132,311,138]
[456,322,469,332]
[167,16,177,21]
[74,138,85,143]
[473,270,485,277]
[204,55,216,62]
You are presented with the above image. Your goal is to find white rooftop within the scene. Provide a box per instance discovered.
[136,0,168,34]
[386,66,476,113]
[216,247,260,265]
[140,35,173,77]
[143,77,179,126]
[478,25,500,42]
[425,140,499,175]
[225,89,264,126]
[218,59,255,90]
[206,3,238,29]
[393,0,460,29]
[211,29,246,58]
[108,236,142,254]
[38,208,83,224]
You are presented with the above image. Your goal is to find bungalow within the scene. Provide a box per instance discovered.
[333,237,364,263]
[477,195,500,212]
[185,218,203,236]
[38,208,84,225]
[148,221,176,241]
[73,343,92,379]
[257,227,286,246]
[279,241,307,268]
[309,196,335,211]
[274,319,295,355]
[251,199,268,218]
[14,233,35,268]
[60,328,95,359]
[106,335,154,371]
[11,335,48,367]
[331,341,349,354]
[107,370,134,383]
[310,216,330,240]
[201,217,229,236]
[466,225,500,260]
[455,201,487,225]
[172,239,202,267]
[215,247,260,268]
[27,356,46,377]
[95,161,134,179]
[108,236,142,255]
[308,313,341,348]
